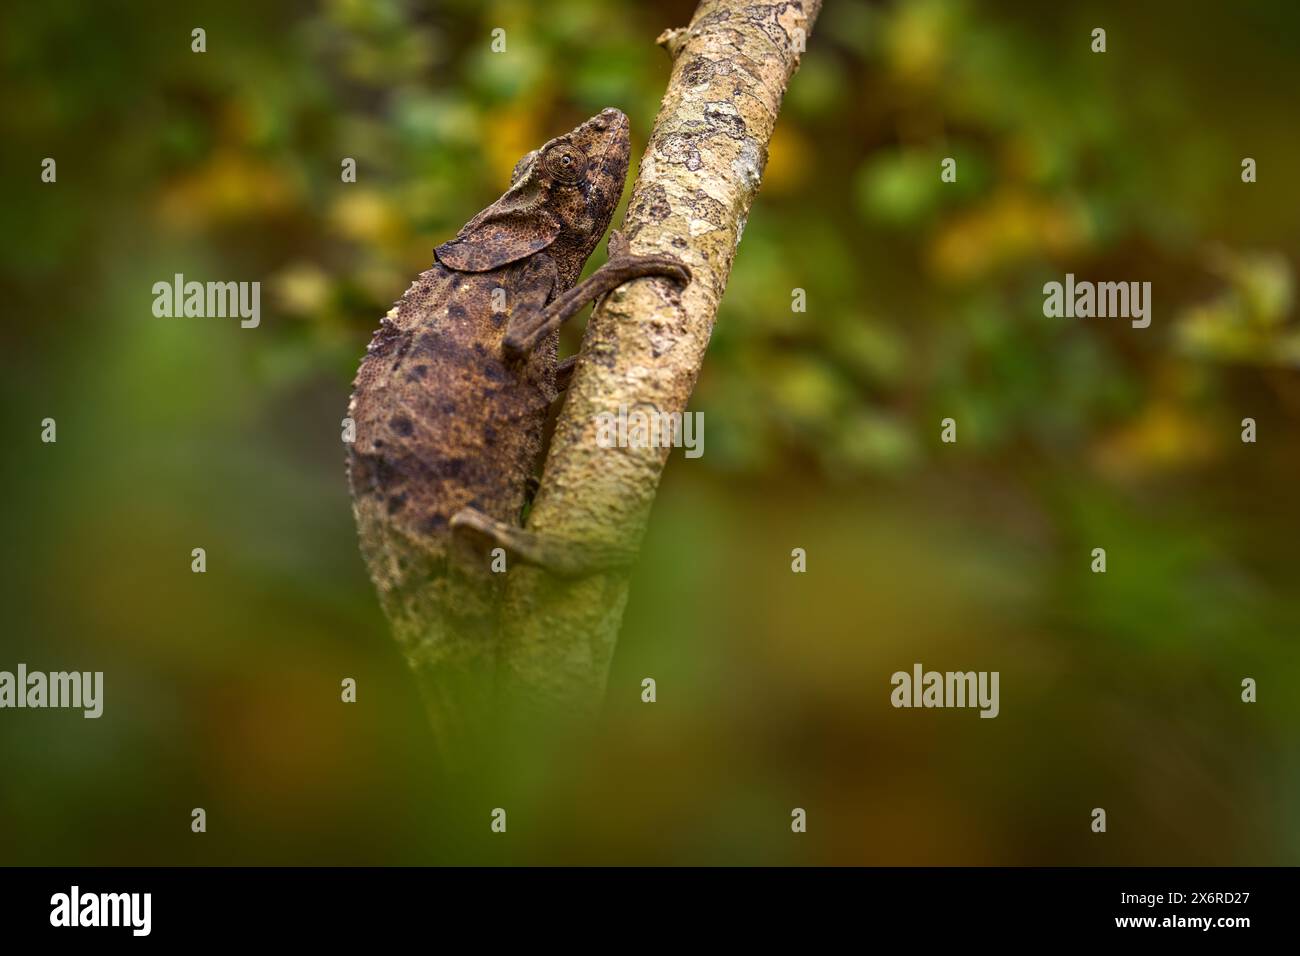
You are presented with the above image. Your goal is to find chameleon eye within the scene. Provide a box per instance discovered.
[543,144,587,184]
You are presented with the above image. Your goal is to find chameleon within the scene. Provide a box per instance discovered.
[346,108,689,761]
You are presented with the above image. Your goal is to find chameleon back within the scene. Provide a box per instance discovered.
[347,259,558,756]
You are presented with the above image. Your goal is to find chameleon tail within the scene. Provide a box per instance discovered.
[387,598,501,773]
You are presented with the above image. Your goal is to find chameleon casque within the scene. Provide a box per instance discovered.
[347,108,689,757]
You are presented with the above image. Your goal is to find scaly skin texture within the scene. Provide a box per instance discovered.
[346,109,678,762]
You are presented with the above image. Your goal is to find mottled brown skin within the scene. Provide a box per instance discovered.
[346,109,688,761]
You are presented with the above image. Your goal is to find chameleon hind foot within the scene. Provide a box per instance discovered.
[450,507,636,578]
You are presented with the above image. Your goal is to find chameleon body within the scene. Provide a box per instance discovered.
[346,109,688,758]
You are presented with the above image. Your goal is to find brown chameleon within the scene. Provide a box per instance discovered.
[346,108,689,760]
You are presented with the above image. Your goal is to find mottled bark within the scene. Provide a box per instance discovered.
[497,0,823,716]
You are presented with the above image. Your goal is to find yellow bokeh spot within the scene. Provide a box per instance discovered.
[483,104,543,186]
[329,189,404,247]
[272,262,332,316]
[763,126,810,196]
[929,191,1087,282]
[1094,401,1216,479]
[884,0,953,86]
[156,150,298,231]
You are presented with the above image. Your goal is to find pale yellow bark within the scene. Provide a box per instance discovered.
[497,0,823,717]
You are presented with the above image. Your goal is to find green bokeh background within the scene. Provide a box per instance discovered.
[2,0,1298,864]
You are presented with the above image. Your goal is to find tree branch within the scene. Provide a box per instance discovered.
[497,0,823,717]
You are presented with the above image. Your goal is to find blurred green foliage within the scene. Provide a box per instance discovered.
[1,0,1298,864]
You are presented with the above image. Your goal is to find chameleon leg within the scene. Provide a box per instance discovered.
[450,507,636,578]
[503,246,690,360]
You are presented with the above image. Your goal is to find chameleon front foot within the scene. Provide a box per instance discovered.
[502,248,690,360]
[450,507,636,578]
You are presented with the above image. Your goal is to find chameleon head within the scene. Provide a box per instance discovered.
[508,108,631,276]
[434,108,632,283]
